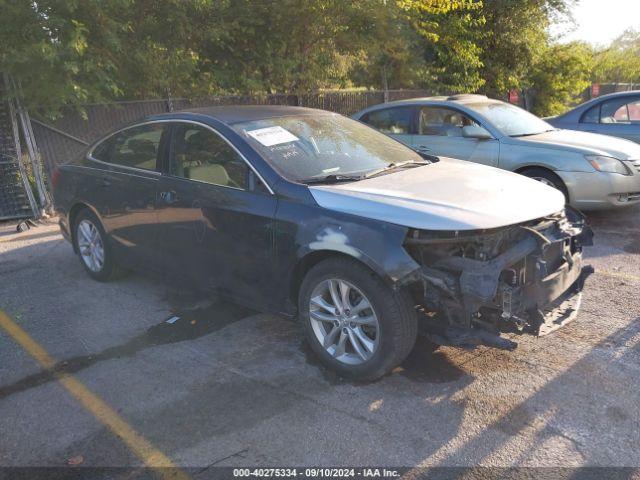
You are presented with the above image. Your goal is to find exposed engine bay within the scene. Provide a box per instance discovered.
[403,207,594,350]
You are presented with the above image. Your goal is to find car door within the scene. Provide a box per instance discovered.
[412,106,499,166]
[155,121,278,308]
[579,96,640,143]
[359,106,415,147]
[86,122,167,269]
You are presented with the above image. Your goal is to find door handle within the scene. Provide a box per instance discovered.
[100,178,111,187]
[160,190,180,204]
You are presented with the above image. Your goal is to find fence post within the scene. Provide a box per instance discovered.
[381,65,389,103]
[166,88,174,112]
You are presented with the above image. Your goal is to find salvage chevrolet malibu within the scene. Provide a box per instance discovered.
[53,106,593,380]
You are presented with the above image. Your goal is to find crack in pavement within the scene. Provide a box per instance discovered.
[195,448,249,475]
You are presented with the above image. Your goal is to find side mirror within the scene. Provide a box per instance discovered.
[462,125,492,140]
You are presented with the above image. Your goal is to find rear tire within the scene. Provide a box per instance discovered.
[73,209,119,282]
[298,257,417,382]
[520,167,569,202]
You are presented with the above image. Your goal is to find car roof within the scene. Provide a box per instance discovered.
[577,90,640,110]
[148,105,329,125]
[354,94,503,115]
[553,90,640,121]
[590,90,640,102]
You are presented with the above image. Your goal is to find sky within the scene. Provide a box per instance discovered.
[556,0,640,46]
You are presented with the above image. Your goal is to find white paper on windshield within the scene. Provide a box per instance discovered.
[247,126,299,147]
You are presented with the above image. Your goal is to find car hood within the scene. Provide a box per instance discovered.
[510,129,640,159]
[309,157,565,231]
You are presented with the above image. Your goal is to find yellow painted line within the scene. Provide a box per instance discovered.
[0,310,189,480]
[598,270,640,282]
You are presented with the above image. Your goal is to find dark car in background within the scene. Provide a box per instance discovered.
[548,90,640,144]
[53,106,593,380]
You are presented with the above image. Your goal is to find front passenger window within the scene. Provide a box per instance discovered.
[170,124,248,189]
[600,97,640,124]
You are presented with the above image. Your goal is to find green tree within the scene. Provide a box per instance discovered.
[592,29,640,85]
[476,0,572,98]
[0,0,600,119]
[0,0,214,115]
[395,0,484,92]
[195,0,383,93]
[528,41,592,116]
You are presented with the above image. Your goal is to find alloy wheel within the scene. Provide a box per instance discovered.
[532,176,558,189]
[77,219,105,273]
[308,278,379,365]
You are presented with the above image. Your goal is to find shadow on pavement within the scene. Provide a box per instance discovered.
[0,298,254,402]
[404,317,640,473]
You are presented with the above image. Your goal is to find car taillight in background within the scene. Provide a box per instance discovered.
[51,167,61,189]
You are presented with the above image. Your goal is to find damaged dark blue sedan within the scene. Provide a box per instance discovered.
[53,106,593,380]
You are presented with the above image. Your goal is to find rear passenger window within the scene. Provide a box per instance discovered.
[169,124,248,189]
[362,107,413,134]
[109,124,164,171]
[418,107,478,136]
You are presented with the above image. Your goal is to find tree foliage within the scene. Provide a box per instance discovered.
[591,29,640,85]
[0,0,634,117]
[528,42,592,116]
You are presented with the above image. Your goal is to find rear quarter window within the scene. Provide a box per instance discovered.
[361,107,414,134]
[580,104,600,124]
[110,124,164,171]
[91,138,113,161]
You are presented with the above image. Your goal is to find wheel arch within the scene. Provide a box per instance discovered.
[515,165,570,202]
[289,249,390,310]
[514,163,558,175]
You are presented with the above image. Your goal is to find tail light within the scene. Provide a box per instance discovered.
[51,167,61,189]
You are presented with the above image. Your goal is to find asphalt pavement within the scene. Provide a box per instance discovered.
[0,205,638,474]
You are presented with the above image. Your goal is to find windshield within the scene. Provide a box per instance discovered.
[232,113,424,182]
[467,102,555,137]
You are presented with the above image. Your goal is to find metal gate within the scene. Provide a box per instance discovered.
[0,77,38,220]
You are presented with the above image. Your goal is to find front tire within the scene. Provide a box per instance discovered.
[73,209,118,281]
[298,257,417,381]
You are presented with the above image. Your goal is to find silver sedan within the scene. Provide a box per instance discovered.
[353,95,640,210]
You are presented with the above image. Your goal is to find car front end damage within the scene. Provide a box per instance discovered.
[403,207,594,350]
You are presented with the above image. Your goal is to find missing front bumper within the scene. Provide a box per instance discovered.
[420,264,593,350]
[418,260,594,349]
[411,209,594,350]
[532,264,593,336]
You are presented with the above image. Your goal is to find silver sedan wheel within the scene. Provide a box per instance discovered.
[77,219,104,273]
[308,278,379,365]
[532,176,558,189]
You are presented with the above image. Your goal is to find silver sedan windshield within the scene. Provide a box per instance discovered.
[468,102,555,137]
[232,113,424,182]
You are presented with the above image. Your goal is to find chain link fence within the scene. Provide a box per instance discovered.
[31,89,431,184]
